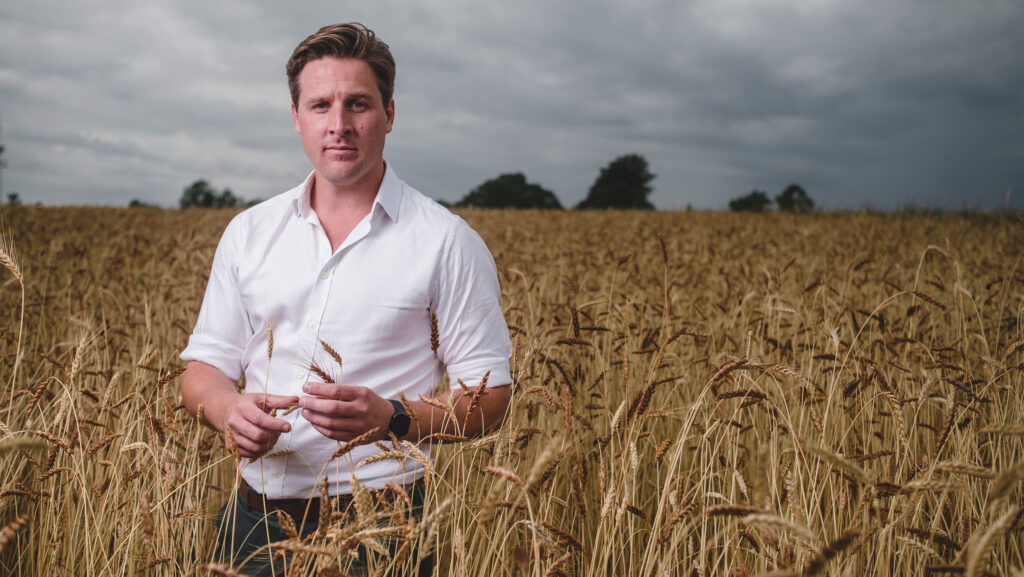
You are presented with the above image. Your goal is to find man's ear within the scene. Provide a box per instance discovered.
[385,99,395,134]
[291,103,301,134]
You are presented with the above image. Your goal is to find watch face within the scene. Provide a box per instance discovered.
[391,413,411,437]
[389,400,411,437]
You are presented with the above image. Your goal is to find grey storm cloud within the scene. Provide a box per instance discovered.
[0,0,1021,210]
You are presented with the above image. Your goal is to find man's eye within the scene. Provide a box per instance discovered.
[312,102,329,111]
[350,101,367,110]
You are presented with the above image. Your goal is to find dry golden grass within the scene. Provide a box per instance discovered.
[0,204,1021,576]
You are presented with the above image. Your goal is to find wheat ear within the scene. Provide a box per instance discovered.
[0,228,24,398]
[966,506,1020,577]
[0,513,30,554]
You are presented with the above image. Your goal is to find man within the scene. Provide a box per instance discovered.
[180,22,513,575]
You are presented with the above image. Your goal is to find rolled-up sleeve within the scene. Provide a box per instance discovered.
[180,216,252,381]
[433,220,513,389]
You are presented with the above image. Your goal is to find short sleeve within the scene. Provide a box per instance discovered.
[180,216,252,381]
[432,220,513,389]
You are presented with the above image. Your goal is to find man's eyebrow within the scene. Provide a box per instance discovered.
[301,93,330,104]
[300,91,377,106]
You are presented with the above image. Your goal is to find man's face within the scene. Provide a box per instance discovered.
[291,57,394,193]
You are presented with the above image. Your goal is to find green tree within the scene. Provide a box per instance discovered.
[775,184,814,213]
[179,180,241,208]
[456,173,562,209]
[729,190,772,212]
[180,180,215,208]
[216,188,239,208]
[576,154,655,209]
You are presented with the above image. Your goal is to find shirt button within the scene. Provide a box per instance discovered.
[272,471,281,478]
[320,271,329,280]
[296,370,305,378]
[308,321,316,329]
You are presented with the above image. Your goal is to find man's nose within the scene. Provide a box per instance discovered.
[329,108,351,135]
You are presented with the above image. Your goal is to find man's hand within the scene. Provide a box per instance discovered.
[300,382,393,442]
[182,361,300,459]
[299,380,512,444]
[221,393,299,458]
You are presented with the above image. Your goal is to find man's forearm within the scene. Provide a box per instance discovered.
[404,384,511,442]
[181,360,242,432]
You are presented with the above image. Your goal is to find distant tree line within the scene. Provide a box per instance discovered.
[167,163,816,214]
[129,180,262,209]
[729,184,815,213]
[177,180,260,208]
[454,153,656,210]
[453,154,818,213]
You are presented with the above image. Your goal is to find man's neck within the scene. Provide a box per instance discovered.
[309,163,386,251]
[310,163,385,219]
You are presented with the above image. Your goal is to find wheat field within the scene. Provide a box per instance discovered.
[0,204,1021,576]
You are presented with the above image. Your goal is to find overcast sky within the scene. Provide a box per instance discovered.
[1,0,1021,210]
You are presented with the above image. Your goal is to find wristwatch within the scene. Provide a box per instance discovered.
[388,399,411,438]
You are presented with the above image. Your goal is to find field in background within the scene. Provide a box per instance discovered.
[0,205,1022,576]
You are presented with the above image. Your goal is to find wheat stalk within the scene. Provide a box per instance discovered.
[935,461,994,479]
[743,513,820,547]
[330,427,381,460]
[203,562,248,577]
[802,527,862,576]
[0,227,24,396]
[805,442,872,484]
[987,460,1024,506]
[0,513,30,554]
[966,506,1020,577]
[320,338,343,376]
[356,449,406,469]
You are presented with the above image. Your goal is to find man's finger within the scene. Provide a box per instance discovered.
[228,429,266,455]
[228,416,278,445]
[239,401,293,433]
[301,381,361,401]
[309,423,341,441]
[234,438,262,456]
[299,396,364,418]
[301,408,359,433]
[309,422,364,442]
[255,394,300,412]
[227,425,281,456]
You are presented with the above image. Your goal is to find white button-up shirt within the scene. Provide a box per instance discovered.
[181,163,513,499]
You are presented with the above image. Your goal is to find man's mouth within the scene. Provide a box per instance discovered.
[324,146,357,160]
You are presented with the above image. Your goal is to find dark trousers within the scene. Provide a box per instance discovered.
[215,483,432,576]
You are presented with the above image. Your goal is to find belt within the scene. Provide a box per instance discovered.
[238,478,423,523]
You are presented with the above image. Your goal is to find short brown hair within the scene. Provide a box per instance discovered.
[286,22,395,107]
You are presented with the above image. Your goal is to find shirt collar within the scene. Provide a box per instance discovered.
[374,162,402,222]
[293,162,402,223]
[295,172,316,221]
